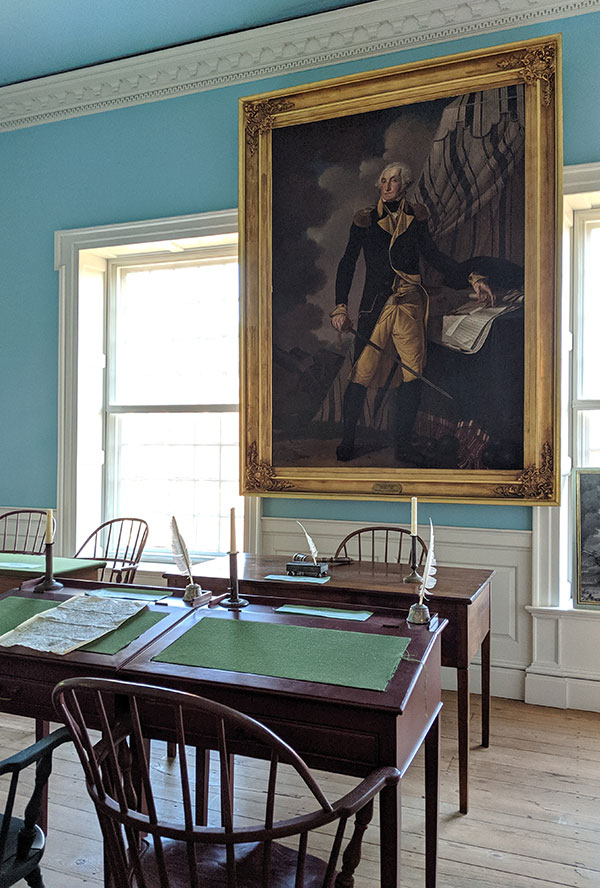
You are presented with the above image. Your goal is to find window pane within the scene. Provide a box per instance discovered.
[577,411,600,468]
[581,227,600,399]
[111,412,244,555]
[112,261,239,405]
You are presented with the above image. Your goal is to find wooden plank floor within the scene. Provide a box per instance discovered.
[2,691,599,887]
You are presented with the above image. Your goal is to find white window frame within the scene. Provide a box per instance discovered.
[532,164,600,609]
[55,210,260,558]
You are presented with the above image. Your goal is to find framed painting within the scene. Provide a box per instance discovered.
[239,36,561,503]
[576,469,600,606]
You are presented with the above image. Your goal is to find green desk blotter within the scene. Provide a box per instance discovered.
[81,610,167,655]
[0,595,166,656]
[275,604,372,621]
[152,617,410,691]
[0,596,59,636]
[0,554,103,576]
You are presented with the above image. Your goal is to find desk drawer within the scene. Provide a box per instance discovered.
[0,664,115,725]
[260,716,380,773]
[0,674,55,720]
[136,697,381,776]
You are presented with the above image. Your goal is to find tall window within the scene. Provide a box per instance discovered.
[58,213,244,560]
[572,210,600,469]
[555,199,600,607]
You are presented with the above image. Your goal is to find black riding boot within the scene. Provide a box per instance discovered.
[391,380,422,462]
[336,383,367,461]
[373,385,387,422]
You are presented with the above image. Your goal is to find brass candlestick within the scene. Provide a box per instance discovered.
[219,551,248,610]
[33,542,64,592]
[403,535,422,584]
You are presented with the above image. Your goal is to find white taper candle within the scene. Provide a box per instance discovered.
[230,507,237,553]
[45,509,54,544]
[410,497,418,536]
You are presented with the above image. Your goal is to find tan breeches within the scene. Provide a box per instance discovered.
[350,285,427,388]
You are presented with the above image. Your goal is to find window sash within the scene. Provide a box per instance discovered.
[572,210,600,471]
[101,250,241,558]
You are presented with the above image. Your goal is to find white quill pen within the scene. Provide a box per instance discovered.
[170,516,194,586]
[418,519,438,606]
[296,521,318,564]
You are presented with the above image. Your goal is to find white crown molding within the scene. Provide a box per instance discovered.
[1,0,599,132]
[563,161,600,193]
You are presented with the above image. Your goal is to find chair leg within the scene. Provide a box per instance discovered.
[335,800,374,887]
[35,719,49,835]
[167,742,177,758]
[24,866,44,888]
[194,749,235,825]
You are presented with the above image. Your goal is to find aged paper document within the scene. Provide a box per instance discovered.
[438,291,524,354]
[0,595,146,655]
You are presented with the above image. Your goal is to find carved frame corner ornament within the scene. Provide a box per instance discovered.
[497,43,556,106]
[245,442,295,492]
[244,97,295,155]
[494,442,554,500]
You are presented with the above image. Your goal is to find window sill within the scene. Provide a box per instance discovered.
[136,559,221,588]
[526,604,600,619]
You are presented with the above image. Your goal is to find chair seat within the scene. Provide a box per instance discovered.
[139,838,329,888]
[0,815,44,888]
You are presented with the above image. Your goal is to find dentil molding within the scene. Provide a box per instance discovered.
[1,0,599,132]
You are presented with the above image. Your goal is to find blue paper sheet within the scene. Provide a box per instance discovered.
[264,574,331,584]
[275,604,372,621]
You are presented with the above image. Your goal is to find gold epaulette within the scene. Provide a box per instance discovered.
[353,206,375,228]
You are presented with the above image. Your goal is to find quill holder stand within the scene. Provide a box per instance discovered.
[33,542,64,593]
[407,601,431,624]
[183,583,203,603]
[403,536,422,585]
[220,551,249,610]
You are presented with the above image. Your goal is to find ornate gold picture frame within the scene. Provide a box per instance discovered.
[239,37,561,503]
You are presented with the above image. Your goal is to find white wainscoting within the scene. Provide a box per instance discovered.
[260,516,532,701]
[525,606,600,711]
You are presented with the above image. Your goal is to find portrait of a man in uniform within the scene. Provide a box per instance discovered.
[269,85,526,472]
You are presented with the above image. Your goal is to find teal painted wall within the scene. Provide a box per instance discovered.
[2,12,599,525]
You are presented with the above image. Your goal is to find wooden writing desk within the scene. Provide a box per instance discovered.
[0,581,188,833]
[0,553,104,594]
[165,553,494,814]
[0,583,445,888]
[0,586,187,723]
[123,603,445,888]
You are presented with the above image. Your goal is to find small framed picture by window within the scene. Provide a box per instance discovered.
[576,469,600,606]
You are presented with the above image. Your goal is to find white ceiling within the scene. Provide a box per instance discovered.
[0,0,374,86]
